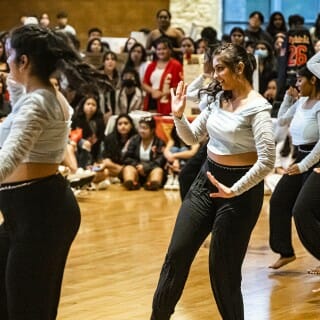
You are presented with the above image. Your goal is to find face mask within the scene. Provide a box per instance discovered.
[122,79,136,88]
[255,49,268,58]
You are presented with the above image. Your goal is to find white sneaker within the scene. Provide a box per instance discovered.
[171,175,180,190]
[164,175,174,190]
[88,179,111,191]
[96,179,111,190]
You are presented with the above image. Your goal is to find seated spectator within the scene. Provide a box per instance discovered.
[266,11,287,41]
[39,13,50,28]
[70,93,105,168]
[254,40,278,94]
[83,37,105,69]
[244,11,273,46]
[230,27,245,47]
[195,38,207,54]
[163,126,200,190]
[87,27,110,52]
[121,37,137,53]
[99,114,137,180]
[122,116,166,190]
[55,11,76,35]
[124,42,150,83]
[180,36,196,64]
[200,26,220,47]
[0,38,9,78]
[143,36,183,115]
[115,68,143,114]
[0,74,11,122]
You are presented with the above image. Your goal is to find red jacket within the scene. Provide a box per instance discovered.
[143,58,183,115]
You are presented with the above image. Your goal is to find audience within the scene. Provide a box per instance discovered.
[143,36,183,115]
[115,68,143,114]
[122,116,166,191]
[124,42,150,83]
[100,114,137,181]
[146,9,184,63]
[55,11,76,35]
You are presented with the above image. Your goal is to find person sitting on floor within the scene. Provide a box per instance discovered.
[98,113,137,182]
[122,116,166,190]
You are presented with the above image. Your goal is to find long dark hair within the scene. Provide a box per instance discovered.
[9,24,109,89]
[124,43,147,69]
[104,114,137,162]
[207,43,256,101]
[86,37,103,53]
[113,113,137,139]
[72,93,105,141]
[266,11,287,38]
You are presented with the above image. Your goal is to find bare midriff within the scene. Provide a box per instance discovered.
[2,163,59,183]
[207,150,257,166]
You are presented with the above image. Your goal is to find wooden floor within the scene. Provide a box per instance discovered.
[2,184,320,319]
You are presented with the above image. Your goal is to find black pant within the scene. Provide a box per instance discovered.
[269,151,317,257]
[151,159,264,320]
[0,174,81,320]
[178,141,207,200]
[293,171,320,260]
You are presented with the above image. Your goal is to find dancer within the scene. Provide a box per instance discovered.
[0,24,101,319]
[292,51,320,274]
[269,65,320,269]
[150,43,275,320]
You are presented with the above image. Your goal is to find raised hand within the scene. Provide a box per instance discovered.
[171,81,187,118]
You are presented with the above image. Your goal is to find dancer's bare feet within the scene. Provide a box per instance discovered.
[307,265,320,275]
[269,255,296,269]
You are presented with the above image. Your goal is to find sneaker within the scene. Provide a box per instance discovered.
[171,175,180,191]
[95,179,111,190]
[67,169,96,189]
[164,175,174,190]
[110,177,121,184]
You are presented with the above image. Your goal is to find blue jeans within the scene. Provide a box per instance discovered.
[0,174,80,320]
[151,158,264,320]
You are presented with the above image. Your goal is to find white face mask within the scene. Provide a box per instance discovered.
[255,49,269,58]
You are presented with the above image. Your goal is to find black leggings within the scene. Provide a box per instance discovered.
[293,171,320,260]
[151,159,264,320]
[0,174,81,320]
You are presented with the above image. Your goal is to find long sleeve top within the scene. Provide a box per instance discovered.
[277,93,320,172]
[186,74,214,112]
[174,92,275,195]
[0,80,73,182]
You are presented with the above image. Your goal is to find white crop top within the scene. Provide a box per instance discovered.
[174,91,275,195]
[277,93,320,172]
[0,80,73,182]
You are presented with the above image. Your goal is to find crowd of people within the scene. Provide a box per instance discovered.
[0,7,320,320]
